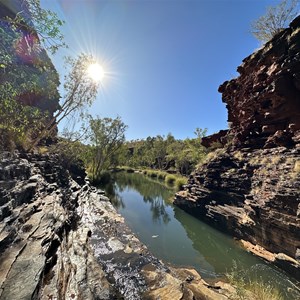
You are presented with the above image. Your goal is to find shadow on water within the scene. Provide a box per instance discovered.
[99,171,300,299]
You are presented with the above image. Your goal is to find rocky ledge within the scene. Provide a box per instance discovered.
[175,147,300,280]
[0,151,234,299]
[175,16,300,281]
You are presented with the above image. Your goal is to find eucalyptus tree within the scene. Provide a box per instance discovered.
[88,116,128,179]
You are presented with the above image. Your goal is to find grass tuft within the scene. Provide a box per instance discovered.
[226,261,284,300]
[175,177,188,190]
[294,160,300,173]
[165,174,176,185]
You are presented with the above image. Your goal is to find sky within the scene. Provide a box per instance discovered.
[40,0,285,141]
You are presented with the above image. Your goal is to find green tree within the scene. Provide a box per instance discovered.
[251,0,299,43]
[88,116,128,179]
[0,91,46,150]
[0,0,65,150]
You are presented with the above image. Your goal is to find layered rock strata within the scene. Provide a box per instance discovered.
[0,151,232,299]
[174,16,300,281]
[220,16,300,150]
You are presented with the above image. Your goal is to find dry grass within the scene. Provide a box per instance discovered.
[203,148,227,164]
[233,151,243,161]
[249,155,283,168]
[294,160,300,173]
[227,262,284,300]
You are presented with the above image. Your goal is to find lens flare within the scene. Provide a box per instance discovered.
[87,63,105,82]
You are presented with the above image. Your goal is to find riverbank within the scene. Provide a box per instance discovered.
[99,170,300,299]
[0,151,234,299]
[110,166,188,191]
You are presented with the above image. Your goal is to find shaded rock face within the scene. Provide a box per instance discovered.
[175,147,300,279]
[0,152,232,299]
[0,0,60,115]
[201,130,228,148]
[175,17,300,281]
[219,16,300,150]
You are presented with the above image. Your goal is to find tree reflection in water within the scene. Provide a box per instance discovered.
[102,180,125,209]
[97,172,300,299]
[99,171,173,224]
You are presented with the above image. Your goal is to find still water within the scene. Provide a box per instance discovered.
[99,171,300,299]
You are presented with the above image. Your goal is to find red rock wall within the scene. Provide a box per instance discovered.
[219,16,300,149]
[175,16,300,281]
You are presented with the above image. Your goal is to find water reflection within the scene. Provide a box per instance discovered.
[99,171,300,299]
[105,172,173,224]
[104,181,125,209]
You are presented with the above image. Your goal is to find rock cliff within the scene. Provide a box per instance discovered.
[0,151,233,299]
[174,16,300,281]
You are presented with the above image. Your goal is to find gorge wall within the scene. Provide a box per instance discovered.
[0,151,235,299]
[174,16,300,280]
[0,0,60,151]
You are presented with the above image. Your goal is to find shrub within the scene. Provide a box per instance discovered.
[233,151,243,161]
[251,0,298,43]
[157,171,167,180]
[147,170,158,178]
[175,177,188,191]
[165,174,176,185]
[201,148,227,165]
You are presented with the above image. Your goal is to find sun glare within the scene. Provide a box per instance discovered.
[87,63,105,82]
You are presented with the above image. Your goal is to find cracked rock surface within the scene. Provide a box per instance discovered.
[0,151,233,299]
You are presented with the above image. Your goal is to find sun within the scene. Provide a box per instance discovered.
[87,63,105,82]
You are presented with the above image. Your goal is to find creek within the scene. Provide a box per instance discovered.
[99,171,300,299]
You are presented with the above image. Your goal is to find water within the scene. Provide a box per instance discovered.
[99,171,300,299]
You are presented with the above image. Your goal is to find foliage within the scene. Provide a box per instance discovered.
[0,0,64,151]
[87,115,128,179]
[91,170,112,185]
[251,0,299,43]
[201,148,227,165]
[165,174,176,185]
[157,171,167,180]
[121,129,207,176]
[30,53,100,149]
[48,135,88,169]
[3,0,66,55]
[175,177,188,190]
[0,94,47,150]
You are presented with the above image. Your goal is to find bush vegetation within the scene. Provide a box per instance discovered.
[175,177,188,190]
[226,262,284,300]
[117,129,208,177]
[165,174,176,185]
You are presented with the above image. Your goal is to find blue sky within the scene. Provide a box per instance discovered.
[41,0,284,140]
